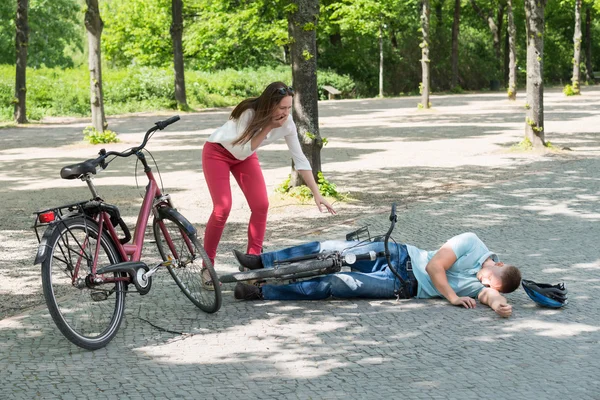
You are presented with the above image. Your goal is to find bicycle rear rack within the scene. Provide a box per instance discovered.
[32,201,90,243]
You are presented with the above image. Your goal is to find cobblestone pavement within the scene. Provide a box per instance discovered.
[1,88,600,399]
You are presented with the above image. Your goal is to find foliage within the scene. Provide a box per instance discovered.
[563,84,579,96]
[83,126,119,144]
[184,0,289,70]
[101,0,172,68]
[0,0,82,68]
[1,0,599,103]
[0,65,355,122]
[317,69,355,99]
[510,137,533,151]
[276,172,346,201]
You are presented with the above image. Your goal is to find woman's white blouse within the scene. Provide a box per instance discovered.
[206,109,312,171]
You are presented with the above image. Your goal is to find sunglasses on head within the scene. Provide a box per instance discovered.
[276,86,294,95]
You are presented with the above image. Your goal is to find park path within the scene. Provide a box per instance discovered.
[0,87,599,399]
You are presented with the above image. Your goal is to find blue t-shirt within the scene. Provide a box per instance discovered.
[406,232,496,299]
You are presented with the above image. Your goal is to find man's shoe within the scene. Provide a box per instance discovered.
[234,283,263,300]
[232,249,263,271]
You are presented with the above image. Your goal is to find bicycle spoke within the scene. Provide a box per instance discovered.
[42,218,126,350]
[154,215,221,313]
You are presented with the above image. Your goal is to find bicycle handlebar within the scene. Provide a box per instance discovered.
[93,116,181,168]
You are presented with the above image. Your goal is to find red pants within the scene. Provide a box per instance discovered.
[202,142,268,264]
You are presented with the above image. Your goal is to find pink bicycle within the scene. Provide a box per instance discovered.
[33,116,221,350]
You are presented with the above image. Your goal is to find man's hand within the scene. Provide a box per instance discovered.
[478,287,512,318]
[450,296,477,309]
[493,303,512,318]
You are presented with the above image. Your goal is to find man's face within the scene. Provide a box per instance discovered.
[480,261,505,292]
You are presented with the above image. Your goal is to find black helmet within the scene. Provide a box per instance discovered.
[522,279,568,308]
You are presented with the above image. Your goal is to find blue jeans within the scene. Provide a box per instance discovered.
[259,240,411,300]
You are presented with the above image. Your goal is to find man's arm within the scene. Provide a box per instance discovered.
[478,287,512,318]
[425,245,477,309]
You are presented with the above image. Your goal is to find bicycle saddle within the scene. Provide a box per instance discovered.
[60,159,100,179]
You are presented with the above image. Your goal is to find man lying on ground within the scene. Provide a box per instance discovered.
[232,232,521,318]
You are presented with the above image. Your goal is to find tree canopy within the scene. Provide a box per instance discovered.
[0,0,81,68]
[0,0,599,96]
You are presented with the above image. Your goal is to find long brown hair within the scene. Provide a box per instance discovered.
[230,81,294,146]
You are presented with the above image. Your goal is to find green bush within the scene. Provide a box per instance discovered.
[317,69,355,100]
[0,64,357,122]
[276,172,346,202]
[83,126,120,144]
[563,84,579,96]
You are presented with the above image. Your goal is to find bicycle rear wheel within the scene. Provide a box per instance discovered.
[153,214,221,313]
[219,259,337,283]
[41,217,126,350]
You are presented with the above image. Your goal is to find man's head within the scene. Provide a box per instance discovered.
[478,260,522,293]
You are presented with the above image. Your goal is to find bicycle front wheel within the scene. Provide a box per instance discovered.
[41,217,126,350]
[153,214,221,313]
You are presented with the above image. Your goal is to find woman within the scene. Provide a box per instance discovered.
[202,81,336,266]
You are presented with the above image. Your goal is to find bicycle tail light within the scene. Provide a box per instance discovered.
[39,211,55,223]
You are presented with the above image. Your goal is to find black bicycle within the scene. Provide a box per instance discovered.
[219,204,414,298]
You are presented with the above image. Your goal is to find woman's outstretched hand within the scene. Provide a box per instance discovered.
[314,195,337,215]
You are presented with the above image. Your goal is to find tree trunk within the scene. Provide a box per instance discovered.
[14,0,29,124]
[379,24,384,98]
[85,0,107,133]
[287,0,321,186]
[470,0,504,80]
[584,6,593,82]
[571,0,582,94]
[420,0,431,109]
[451,0,460,89]
[495,4,505,64]
[171,0,188,110]
[524,0,547,148]
[507,0,517,100]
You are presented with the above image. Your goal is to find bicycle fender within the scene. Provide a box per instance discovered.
[156,207,197,237]
[34,223,59,265]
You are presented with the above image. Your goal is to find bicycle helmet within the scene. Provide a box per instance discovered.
[522,279,568,308]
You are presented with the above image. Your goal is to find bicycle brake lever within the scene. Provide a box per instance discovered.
[98,149,108,169]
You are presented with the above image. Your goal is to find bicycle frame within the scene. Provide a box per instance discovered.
[34,129,194,287]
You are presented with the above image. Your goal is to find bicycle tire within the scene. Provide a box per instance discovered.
[219,258,336,283]
[153,214,222,313]
[41,217,126,350]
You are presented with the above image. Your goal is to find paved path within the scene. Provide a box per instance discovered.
[1,88,600,399]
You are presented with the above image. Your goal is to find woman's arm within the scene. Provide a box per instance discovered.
[297,170,337,215]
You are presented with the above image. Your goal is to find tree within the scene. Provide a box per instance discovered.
[507,0,517,100]
[327,0,401,97]
[524,0,547,148]
[583,4,593,82]
[571,0,583,94]
[85,0,107,133]
[1,0,81,68]
[171,0,187,110]
[470,0,505,83]
[185,0,288,70]
[14,0,28,124]
[287,0,321,187]
[101,0,171,68]
[451,0,461,89]
[420,0,432,109]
